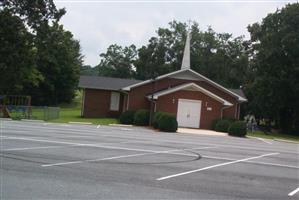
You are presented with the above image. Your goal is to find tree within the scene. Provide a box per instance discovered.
[97,44,137,79]
[1,1,83,105]
[25,23,83,105]
[1,0,65,30]
[80,65,98,76]
[0,9,43,94]
[246,3,299,133]
[134,20,250,87]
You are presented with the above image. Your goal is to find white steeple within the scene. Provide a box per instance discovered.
[181,31,191,70]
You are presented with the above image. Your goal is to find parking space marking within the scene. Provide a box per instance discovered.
[157,152,279,181]
[202,155,299,169]
[2,144,85,151]
[41,146,216,167]
[1,136,215,158]
[3,122,298,155]
[288,187,299,196]
[248,136,273,144]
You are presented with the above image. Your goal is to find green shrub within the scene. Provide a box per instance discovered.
[211,118,221,130]
[158,113,178,132]
[152,112,165,129]
[133,109,150,126]
[119,110,135,124]
[228,121,247,137]
[215,119,231,132]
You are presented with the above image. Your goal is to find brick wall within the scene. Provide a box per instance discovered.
[83,89,123,118]
[127,77,239,119]
[156,90,223,129]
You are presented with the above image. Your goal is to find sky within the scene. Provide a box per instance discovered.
[54,0,296,66]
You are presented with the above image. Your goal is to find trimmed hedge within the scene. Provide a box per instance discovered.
[158,113,178,132]
[119,110,135,125]
[133,109,150,126]
[211,118,221,130]
[215,119,231,132]
[228,121,247,137]
[152,112,165,129]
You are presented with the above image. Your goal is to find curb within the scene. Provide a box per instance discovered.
[21,119,45,122]
[0,118,12,121]
[68,122,92,125]
[108,124,133,127]
[274,139,299,144]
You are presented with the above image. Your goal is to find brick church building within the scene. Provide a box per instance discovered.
[79,32,247,129]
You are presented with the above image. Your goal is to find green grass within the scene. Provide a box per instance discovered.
[49,108,119,125]
[5,90,119,125]
[247,131,299,143]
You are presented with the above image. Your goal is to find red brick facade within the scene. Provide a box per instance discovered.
[82,89,123,118]
[155,90,223,129]
[82,75,243,130]
[125,78,239,116]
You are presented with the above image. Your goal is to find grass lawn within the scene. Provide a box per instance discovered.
[49,108,119,125]
[247,131,299,143]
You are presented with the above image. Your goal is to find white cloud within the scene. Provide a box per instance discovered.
[55,1,294,66]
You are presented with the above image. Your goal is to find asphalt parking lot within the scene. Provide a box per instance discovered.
[0,120,298,199]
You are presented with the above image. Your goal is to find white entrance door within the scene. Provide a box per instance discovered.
[177,99,202,128]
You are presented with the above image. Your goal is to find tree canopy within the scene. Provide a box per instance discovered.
[97,44,137,79]
[98,21,250,89]
[246,3,299,132]
[0,0,83,105]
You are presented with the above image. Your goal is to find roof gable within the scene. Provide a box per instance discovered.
[122,69,247,102]
[147,83,233,106]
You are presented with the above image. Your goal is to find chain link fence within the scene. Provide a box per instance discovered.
[0,105,60,121]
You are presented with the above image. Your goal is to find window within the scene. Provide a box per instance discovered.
[110,92,120,111]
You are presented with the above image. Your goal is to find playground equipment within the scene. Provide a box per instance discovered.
[0,95,60,120]
[0,95,31,118]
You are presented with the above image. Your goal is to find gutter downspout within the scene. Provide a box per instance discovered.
[81,89,85,117]
[235,103,239,119]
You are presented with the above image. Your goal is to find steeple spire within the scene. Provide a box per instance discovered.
[181,31,191,70]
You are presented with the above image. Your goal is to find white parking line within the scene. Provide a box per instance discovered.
[4,122,298,155]
[0,136,211,158]
[202,155,299,169]
[157,152,279,181]
[41,146,216,167]
[248,136,273,144]
[288,187,299,196]
[2,144,83,151]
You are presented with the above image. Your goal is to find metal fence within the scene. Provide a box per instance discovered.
[0,105,60,121]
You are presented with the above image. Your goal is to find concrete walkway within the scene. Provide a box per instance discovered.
[177,128,228,136]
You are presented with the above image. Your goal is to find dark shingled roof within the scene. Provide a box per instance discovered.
[229,89,246,99]
[78,75,142,91]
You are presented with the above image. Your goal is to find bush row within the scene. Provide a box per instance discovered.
[119,110,178,132]
[212,118,247,137]
[153,112,178,132]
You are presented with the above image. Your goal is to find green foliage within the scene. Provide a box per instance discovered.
[119,110,135,125]
[211,118,221,130]
[228,121,247,137]
[246,3,299,133]
[215,119,232,133]
[152,112,165,129]
[97,44,137,79]
[133,109,150,126]
[157,113,178,132]
[0,9,43,94]
[2,0,65,29]
[26,22,82,105]
[80,65,99,76]
[1,1,82,106]
[134,20,250,87]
